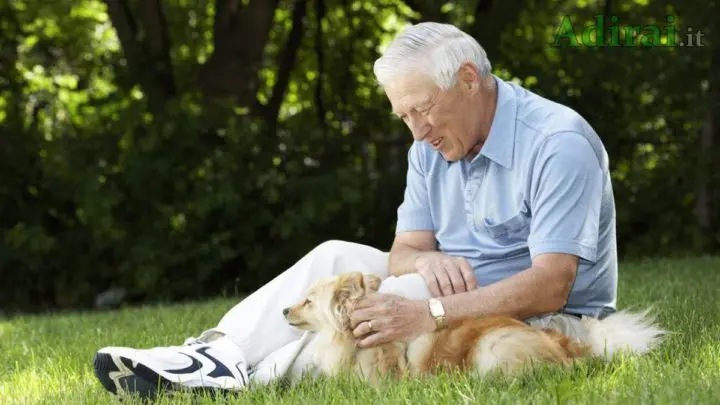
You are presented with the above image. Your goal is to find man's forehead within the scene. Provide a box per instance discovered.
[384,74,439,114]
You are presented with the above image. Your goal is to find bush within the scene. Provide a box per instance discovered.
[0,96,402,312]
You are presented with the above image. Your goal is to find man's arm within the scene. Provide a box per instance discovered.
[387,231,437,276]
[434,253,577,323]
[389,141,437,276]
[387,142,476,294]
[352,252,576,348]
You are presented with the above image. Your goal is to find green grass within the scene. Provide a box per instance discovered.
[2,256,720,404]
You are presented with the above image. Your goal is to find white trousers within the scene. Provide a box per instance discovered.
[201,240,585,386]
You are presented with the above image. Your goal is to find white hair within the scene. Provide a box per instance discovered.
[373,22,493,90]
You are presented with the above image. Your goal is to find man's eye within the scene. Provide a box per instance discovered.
[418,105,432,115]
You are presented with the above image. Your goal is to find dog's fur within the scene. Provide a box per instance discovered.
[283,272,666,383]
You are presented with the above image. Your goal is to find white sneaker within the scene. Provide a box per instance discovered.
[93,331,249,398]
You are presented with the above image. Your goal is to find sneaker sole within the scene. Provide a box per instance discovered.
[93,351,175,397]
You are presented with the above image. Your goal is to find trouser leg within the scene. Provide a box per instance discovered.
[210,240,390,366]
[525,313,591,342]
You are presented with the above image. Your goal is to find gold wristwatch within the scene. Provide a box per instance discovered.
[427,298,446,330]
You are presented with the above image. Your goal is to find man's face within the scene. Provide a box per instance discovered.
[384,71,479,162]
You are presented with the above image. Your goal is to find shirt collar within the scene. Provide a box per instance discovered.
[475,75,518,169]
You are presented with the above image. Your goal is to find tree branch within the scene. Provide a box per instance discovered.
[475,0,493,13]
[604,0,612,20]
[266,0,308,124]
[469,0,524,63]
[401,0,446,23]
[340,0,355,118]
[314,0,326,129]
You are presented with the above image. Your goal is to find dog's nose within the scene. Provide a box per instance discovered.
[282,308,289,316]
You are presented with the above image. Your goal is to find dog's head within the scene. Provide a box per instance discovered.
[282,272,382,333]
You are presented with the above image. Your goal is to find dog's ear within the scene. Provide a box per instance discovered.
[331,272,368,332]
[333,272,367,303]
[363,274,381,293]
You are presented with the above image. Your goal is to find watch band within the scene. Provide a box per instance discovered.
[427,298,446,330]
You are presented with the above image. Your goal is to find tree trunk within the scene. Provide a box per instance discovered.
[136,0,176,102]
[199,0,279,107]
[0,4,24,126]
[264,0,308,131]
[695,24,720,249]
[710,32,720,245]
[696,114,713,235]
[103,0,176,112]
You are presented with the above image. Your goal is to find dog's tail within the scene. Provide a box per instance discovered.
[580,308,667,360]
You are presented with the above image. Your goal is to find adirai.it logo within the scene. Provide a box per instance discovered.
[552,15,706,47]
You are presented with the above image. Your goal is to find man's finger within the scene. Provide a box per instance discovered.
[349,295,397,328]
[357,330,390,348]
[435,265,454,296]
[419,269,442,297]
[445,263,466,293]
[352,318,383,338]
[353,294,385,309]
[456,257,477,291]
[349,307,378,329]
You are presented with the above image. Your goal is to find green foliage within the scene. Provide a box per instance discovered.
[0,0,718,311]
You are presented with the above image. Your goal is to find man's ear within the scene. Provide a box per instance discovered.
[457,61,480,92]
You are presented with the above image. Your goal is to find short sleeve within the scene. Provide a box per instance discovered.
[527,132,603,262]
[395,142,434,233]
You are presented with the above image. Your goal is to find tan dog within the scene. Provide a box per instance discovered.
[283,271,665,383]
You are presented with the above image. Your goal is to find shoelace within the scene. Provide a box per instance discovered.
[182,336,203,345]
[183,330,225,345]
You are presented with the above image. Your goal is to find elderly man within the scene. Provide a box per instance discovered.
[93,22,616,398]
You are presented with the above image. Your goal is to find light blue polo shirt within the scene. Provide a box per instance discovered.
[395,75,617,318]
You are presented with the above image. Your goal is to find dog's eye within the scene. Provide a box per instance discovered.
[304,298,312,306]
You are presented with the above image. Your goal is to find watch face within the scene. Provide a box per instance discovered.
[430,299,445,316]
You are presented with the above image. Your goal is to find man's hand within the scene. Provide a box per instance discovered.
[349,293,436,348]
[415,252,476,297]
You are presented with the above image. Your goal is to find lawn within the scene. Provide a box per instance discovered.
[2,256,720,404]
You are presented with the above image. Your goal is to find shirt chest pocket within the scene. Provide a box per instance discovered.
[478,202,531,242]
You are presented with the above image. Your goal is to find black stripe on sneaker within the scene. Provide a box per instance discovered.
[93,352,173,398]
[236,362,248,386]
[195,346,234,379]
[164,353,202,374]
